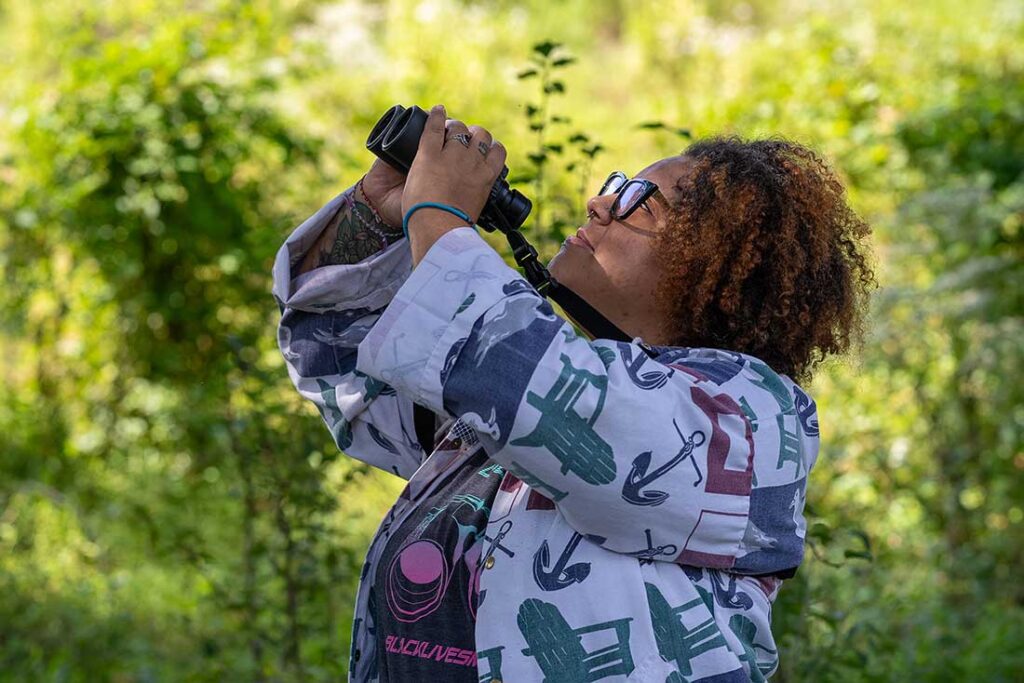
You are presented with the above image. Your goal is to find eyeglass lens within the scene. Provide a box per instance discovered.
[613,181,648,218]
[599,172,626,196]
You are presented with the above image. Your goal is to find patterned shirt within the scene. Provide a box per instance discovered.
[273,187,820,682]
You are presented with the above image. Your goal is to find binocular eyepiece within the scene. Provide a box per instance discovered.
[365,105,532,234]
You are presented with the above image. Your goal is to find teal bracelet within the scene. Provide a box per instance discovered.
[402,202,475,239]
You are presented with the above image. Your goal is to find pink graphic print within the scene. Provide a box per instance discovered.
[385,493,490,623]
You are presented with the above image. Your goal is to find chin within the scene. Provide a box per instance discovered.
[546,248,572,282]
[547,247,589,297]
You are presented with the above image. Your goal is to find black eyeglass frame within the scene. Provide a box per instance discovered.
[598,171,666,221]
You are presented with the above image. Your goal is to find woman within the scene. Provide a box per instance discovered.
[273,105,873,682]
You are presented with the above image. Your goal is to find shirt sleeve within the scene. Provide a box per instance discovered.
[356,228,812,570]
[273,189,429,480]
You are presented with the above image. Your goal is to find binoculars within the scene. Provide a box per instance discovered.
[365,104,532,234]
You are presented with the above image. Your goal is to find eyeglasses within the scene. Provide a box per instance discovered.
[597,171,664,221]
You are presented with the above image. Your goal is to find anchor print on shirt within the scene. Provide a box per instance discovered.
[624,528,678,563]
[510,353,616,485]
[532,532,591,591]
[709,572,755,611]
[617,342,675,390]
[793,385,819,437]
[621,420,707,506]
[477,519,515,610]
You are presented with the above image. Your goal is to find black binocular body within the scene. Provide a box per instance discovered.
[365,104,532,234]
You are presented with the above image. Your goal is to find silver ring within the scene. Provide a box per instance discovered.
[587,209,597,219]
[451,133,472,148]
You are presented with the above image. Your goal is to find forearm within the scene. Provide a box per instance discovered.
[297,180,405,275]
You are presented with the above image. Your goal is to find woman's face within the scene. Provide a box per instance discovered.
[547,155,688,344]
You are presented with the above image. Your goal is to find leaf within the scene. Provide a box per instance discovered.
[568,133,590,143]
[532,40,561,57]
[565,162,577,172]
[808,521,832,542]
[529,122,545,132]
[544,143,563,153]
[843,549,874,561]
[544,81,565,94]
[551,115,571,124]
[517,68,538,80]
[849,528,873,552]
[637,121,692,138]
[527,152,548,165]
[844,529,874,561]
[525,104,539,117]
[552,57,577,67]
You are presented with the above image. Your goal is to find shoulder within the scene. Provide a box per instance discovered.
[650,345,817,415]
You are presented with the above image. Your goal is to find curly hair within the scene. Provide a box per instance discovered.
[653,136,876,383]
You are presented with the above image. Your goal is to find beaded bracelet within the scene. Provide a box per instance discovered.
[356,176,404,237]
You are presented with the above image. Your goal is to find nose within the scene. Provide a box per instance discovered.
[585,193,615,224]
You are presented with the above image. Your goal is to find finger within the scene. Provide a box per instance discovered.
[419,104,447,157]
[369,157,406,182]
[443,119,470,148]
[444,119,470,134]
[467,125,493,158]
[485,139,508,176]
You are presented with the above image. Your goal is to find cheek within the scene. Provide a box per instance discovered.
[610,244,667,305]
[596,238,652,285]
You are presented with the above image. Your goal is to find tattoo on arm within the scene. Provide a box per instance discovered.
[297,185,404,274]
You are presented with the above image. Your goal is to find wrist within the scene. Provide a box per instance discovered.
[356,176,403,234]
[406,207,470,236]
[405,207,475,268]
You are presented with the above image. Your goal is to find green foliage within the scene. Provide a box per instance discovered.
[514,40,609,240]
[1,0,1022,680]
[1,2,398,681]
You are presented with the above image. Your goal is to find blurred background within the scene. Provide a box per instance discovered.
[1,0,1021,680]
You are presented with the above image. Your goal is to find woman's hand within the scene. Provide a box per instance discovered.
[402,105,508,264]
[360,157,407,230]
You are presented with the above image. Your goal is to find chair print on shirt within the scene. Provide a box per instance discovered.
[645,582,728,678]
[510,353,616,486]
[476,646,504,683]
[517,598,635,682]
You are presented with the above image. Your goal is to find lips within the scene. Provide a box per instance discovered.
[574,230,595,251]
